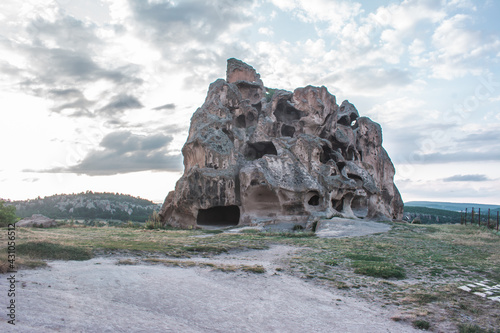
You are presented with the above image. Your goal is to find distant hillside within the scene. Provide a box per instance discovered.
[405,201,500,212]
[7,192,160,222]
[404,205,500,225]
[403,206,461,224]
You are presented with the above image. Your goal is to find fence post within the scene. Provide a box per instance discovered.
[488,209,491,229]
[497,211,499,232]
[479,208,481,227]
[460,211,463,225]
[472,207,475,225]
[465,208,468,225]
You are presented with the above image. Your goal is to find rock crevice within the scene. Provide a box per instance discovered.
[160,58,403,228]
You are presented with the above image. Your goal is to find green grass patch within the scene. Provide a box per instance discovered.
[413,319,430,330]
[116,259,138,265]
[458,324,499,333]
[184,245,228,254]
[352,261,406,279]
[346,253,386,261]
[16,241,92,261]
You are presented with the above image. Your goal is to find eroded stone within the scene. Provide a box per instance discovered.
[160,59,403,228]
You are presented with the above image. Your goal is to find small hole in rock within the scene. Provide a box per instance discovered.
[308,195,320,206]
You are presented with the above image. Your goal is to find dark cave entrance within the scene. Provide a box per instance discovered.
[244,141,278,160]
[281,124,295,137]
[196,205,240,226]
[274,100,305,123]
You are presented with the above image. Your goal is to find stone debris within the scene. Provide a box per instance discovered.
[160,58,403,229]
[458,280,500,302]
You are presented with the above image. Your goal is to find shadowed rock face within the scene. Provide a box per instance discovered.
[160,58,403,228]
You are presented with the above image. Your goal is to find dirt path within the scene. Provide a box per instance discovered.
[1,245,420,333]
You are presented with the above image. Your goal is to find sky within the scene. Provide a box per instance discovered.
[0,0,499,205]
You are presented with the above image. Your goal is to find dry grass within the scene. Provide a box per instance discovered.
[143,258,265,273]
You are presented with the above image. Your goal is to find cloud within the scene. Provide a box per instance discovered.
[97,94,144,115]
[271,0,362,34]
[28,14,102,51]
[403,151,500,164]
[0,8,145,118]
[396,177,500,202]
[129,0,255,45]
[346,67,412,91]
[47,88,94,116]
[126,0,259,89]
[424,14,500,79]
[258,27,274,36]
[152,103,176,111]
[22,177,40,183]
[456,130,500,144]
[19,47,142,87]
[34,131,183,175]
[443,174,490,182]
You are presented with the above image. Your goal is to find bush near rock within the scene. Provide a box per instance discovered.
[160,58,403,229]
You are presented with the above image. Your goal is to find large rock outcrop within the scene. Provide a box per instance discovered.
[160,58,403,228]
[16,214,57,228]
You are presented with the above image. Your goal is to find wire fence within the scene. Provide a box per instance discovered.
[460,208,500,231]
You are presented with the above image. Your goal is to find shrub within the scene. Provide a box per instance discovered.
[0,201,17,227]
[413,320,430,330]
[145,211,163,229]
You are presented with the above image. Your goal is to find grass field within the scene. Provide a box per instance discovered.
[1,222,499,332]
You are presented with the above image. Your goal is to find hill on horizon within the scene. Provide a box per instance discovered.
[405,201,500,212]
[6,191,160,222]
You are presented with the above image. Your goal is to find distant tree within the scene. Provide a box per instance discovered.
[0,201,17,227]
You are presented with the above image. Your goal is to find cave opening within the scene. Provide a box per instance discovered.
[345,147,356,161]
[222,128,234,142]
[281,124,295,137]
[351,196,368,218]
[332,197,344,212]
[338,113,358,127]
[337,116,351,127]
[252,102,262,113]
[245,187,280,216]
[308,195,320,206]
[235,115,246,128]
[274,100,305,123]
[196,205,240,226]
[244,141,278,160]
[337,161,346,173]
[320,145,332,163]
[347,173,363,187]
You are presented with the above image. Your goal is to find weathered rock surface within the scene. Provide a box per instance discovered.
[16,214,57,228]
[160,58,403,228]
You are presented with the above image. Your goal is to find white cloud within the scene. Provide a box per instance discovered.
[258,27,274,36]
[270,0,362,33]
[368,97,426,127]
[424,14,500,79]
[409,39,426,55]
[447,0,477,11]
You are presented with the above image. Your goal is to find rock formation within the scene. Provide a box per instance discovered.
[16,214,57,228]
[160,58,403,228]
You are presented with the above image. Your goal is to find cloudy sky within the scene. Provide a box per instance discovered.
[1,0,499,204]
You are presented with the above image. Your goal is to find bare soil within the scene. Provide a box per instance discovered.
[1,245,421,333]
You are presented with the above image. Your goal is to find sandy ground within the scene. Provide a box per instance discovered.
[0,241,421,333]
